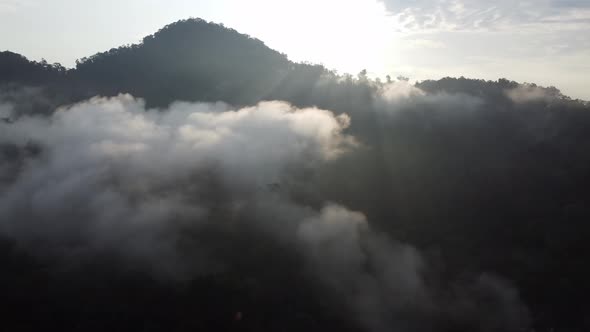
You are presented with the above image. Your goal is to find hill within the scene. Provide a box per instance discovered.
[1,18,590,332]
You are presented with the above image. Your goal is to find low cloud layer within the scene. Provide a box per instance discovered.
[298,204,428,331]
[0,95,354,275]
[0,90,536,331]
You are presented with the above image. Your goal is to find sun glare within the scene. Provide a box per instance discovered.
[225,0,399,76]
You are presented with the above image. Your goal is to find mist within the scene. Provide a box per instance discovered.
[1,17,589,332]
[0,89,533,332]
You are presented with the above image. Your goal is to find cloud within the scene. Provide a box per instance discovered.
[298,204,428,331]
[506,84,561,103]
[375,81,483,114]
[0,85,57,116]
[0,102,12,119]
[0,91,534,330]
[0,94,355,277]
[0,0,36,14]
[379,80,426,100]
[379,0,590,31]
[297,204,530,331]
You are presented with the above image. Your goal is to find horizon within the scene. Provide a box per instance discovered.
[1,0,588,100]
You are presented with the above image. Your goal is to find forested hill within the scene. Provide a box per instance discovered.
[73,19,293,105]
[2,17,590,332]
[2,18,585,112]
[1,18,289,107]
[2,18,340,108]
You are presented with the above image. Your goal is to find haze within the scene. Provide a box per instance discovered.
[1,0,588,99]
[2,2,590,331]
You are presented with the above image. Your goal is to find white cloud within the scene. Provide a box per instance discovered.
[0,0,37,14]
[380,0,590,31]
[506,84,560,103]
[298,204,427,330]
[0,94,355,277]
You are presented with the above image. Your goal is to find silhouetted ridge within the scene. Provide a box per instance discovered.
[0,51,66,85]
[73,18,291,106]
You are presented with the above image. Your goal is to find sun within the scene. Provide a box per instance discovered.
[224,0,400,76]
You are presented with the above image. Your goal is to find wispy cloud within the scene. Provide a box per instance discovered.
[377,0,590,99]
[0,0,37,14]
[379,0,590,31]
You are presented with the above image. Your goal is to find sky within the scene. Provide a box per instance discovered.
[0,0,589,100]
